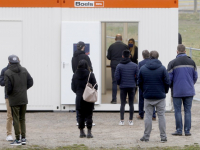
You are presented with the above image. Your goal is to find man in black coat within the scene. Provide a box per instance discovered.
[71,41,93,73]
[5,55,33,146]
[107,34,129,104]
[138,51,170,142]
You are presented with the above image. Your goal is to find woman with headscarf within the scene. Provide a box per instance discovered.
[128,38,138,64]
[71,59,98,138]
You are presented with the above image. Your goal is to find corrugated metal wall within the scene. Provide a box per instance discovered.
[0,8,61,110]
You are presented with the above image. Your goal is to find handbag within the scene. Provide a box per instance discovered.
[83,72,98,103]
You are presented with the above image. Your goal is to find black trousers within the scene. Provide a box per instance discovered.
[78,109,93,129]
[120,88,135,120]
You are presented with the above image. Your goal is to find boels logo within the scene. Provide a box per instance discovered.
[74,1,104,7]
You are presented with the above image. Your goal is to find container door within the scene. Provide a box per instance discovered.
[61,21,101,104]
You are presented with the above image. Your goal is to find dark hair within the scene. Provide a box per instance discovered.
[150,51,159,59]
[122,50,130,58]
[77,59,90,71]
[142,50,149,59]
[177,44,185,53]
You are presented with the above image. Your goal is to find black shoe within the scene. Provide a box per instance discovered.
[185,133,191,136]
[140,137,149,142]
[10,139,21,146]
[21,138,26,145]
[161,137,167,143]
[110,100,117,104]
[87,129,93,138]
[171,131,182,136]
[80,129,86,138]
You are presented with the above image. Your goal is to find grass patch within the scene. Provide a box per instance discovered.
[1,144,200,150]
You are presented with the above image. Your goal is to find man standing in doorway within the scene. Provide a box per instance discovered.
[138,51,170,142]
[107,34,129,104]
[0,64,13,141]
[168,44,198,136]
[5,55,33,145]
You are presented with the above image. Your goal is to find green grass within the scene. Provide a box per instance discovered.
[1,144,200,150]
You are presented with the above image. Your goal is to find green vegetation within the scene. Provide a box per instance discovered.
[1,144,200,150]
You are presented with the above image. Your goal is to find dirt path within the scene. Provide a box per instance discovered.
[0,101,200,149]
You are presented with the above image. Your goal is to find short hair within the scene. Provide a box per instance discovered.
[177,44,185,53]
[122,50,130,58]
[150,51,159,59]
[142,50,149,59]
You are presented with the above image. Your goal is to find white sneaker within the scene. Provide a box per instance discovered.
[6,135,13,141]
[76,122,79,126]
[119,121,124,126]
[128,120,134,126]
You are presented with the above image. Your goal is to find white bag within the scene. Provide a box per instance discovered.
[83,72,98,103]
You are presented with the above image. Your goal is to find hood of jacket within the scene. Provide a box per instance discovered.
[8,64,21,73]
[75,68,90,80]
[120,58,131,64]
[73,50,85,57]
[145,59,162,70]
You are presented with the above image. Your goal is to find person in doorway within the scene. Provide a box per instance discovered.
[115,50,138,125]
[71,41,95,126]
[71,60,98,138]
[167,44,198,136]
[128,38,138,64]
[137,50,156,120]
[5,55,33,145]
[138,51,170,142]
[107,34,129,104]
[0,64,13,141]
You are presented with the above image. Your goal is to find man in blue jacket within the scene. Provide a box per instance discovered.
[138,51,170,142]
[137,50,156,120]
[0,64,13,141]
[115,50,138,125]
[167,44,198,136]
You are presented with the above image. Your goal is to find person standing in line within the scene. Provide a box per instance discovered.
[138,51,170,142]
[137,50,156,120]
[168,44,198,136]
[128,38,138,64]
[115,50,138,125]
[0,64,13,141]
[71,41,95,126]
[5,55,33,145]
[107,34,129,104]
[71,60,98,138]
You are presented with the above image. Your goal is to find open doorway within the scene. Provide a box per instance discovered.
[101,22,139,105]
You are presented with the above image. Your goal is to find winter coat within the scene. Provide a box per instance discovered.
[115,58,138,88]
[0,65,9,99]
[138,59,170,100]
[71,50,93,73]
[107,41,129,68]
[167,53,198,97]
[71,68,98,110]
[130,46,138,64]
[4,64,33,107]
[138,58,150,69]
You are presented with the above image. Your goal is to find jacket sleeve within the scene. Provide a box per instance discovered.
[132,46,138,64]
[71,57,76,73]
[193,63,198,84]
[71,74,77,93]
[137,69,143,91]
[115,65,121,85]
[163,68,170,93]
[27,72,33,89]
[135,65,139,85]
[90,73,98,90]
[167,61,173,88]
[0,68,5,86]
[85,55,93,72]
[107,46,111,60]
[4,75,13,95]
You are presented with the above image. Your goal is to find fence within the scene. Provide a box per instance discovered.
[179,0,200,12]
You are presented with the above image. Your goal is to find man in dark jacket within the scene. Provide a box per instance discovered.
[138,51,170,142]
[72,41,93,73]
[115,50,138,125]
[168,44,198,136]
[107,34,129,104]
[4,55,33,146]
[0,64,14,141]
[137,50,156,120]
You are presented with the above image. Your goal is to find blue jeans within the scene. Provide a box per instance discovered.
[139,88,156,118]
[173,96,193,134]
[111,67,117,101]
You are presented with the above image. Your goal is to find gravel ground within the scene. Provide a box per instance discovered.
[0,101,200,149]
